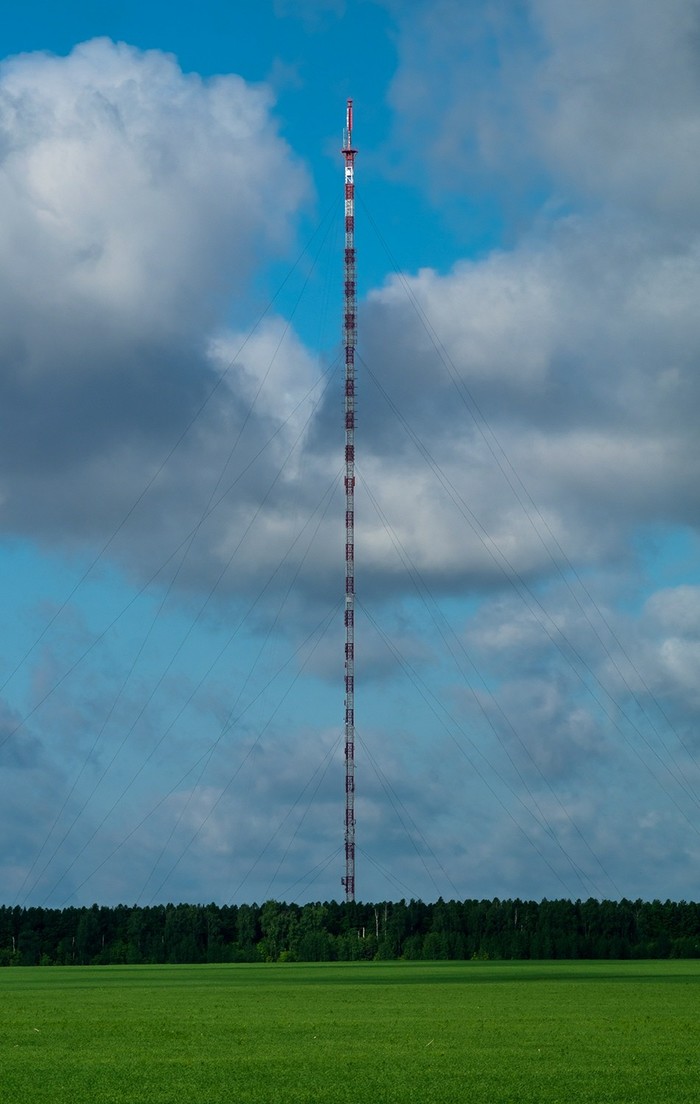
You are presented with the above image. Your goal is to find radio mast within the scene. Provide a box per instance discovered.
[341,99,356,903]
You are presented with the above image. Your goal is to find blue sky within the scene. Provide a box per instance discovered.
[2,0,700,908]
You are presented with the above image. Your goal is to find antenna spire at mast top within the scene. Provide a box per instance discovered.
[342,97,355,152]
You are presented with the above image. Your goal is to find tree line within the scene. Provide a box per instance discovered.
[2,897,700,966]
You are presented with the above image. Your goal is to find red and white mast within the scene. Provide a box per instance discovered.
[341,99,356,903]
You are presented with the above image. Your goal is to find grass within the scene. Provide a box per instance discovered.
[1,960,699,1103]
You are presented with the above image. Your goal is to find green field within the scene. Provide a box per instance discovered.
[1,960,698,1103]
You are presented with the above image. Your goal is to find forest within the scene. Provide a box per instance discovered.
[2,897,700,966]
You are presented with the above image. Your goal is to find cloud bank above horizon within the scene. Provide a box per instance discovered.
[2,3,700,907]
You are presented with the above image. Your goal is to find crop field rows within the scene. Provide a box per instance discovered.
[2,960,699,1103]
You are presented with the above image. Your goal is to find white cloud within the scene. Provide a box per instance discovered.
[385,0,700,229]
[4,21,698,604]
[0,39,307,334]
[531,0,700,222]
[0,38,310,555]
[645,585,700,636]
[4,8,700,905]
[208,317,325,449]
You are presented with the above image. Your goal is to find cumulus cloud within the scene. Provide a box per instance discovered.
[0,38,310,563]
[7,20,698,608]
[346,0,700,600]
[359,225,700,568]
[639,586,700,719]
[385,0,700,225]
[4,6,700,905]
[531,0,700,224]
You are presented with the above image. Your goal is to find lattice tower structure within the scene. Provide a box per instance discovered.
[341,99,357,903]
